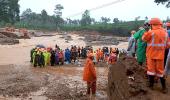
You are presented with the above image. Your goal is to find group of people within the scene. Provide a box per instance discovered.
[82,47,119,98]
[30,44,119,68]
[127,18,170,93]
[30,45,87,67]
[30,44,119,97]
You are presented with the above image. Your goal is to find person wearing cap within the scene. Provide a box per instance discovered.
[133,21,149,66]
[127,30,136,57]
[142,18,169,93]
[83,53,96,97]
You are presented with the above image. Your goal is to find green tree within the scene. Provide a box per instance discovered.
[0,0,20,24]
[113,18,119,24]
[21,8,32,21]
[8,0,20,24]
[54,4,64,27]
[0,0,9,23]
[154,0,170,7]
[80,10,91,26]
[101,17,110,24]
[54,4,64,17]
[41,9,48,24]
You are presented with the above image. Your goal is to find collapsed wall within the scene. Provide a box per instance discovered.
[108,54,149,100]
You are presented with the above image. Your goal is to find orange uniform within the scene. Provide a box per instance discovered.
[108,53,117,64]
[83,56,96,82]
[142,18,168,77]
[96,49,100,62]
[83,53,97,95]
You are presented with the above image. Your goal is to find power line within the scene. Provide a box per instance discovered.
[65,0,126,18]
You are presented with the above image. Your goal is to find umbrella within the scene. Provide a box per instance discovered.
[36,44,45,48]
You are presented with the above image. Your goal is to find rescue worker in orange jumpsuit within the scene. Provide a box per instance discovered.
[83,53,97,96]
[108,49,117,65]
[142,18,168,93]
[96,49,100,62]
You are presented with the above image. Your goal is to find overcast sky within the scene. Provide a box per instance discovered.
[19,0,170,21]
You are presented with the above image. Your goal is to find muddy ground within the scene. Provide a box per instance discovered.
[0,31,114,100]
[0,61,108,100]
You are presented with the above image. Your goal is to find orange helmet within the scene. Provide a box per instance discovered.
[149,18,163,25]
[166,22,170,27]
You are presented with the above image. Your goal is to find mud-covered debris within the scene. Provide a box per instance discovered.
[108,56,149,100]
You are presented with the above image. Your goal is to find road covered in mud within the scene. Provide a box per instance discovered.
[0,32,118,100]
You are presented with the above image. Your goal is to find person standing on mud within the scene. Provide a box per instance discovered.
[164,22,170,75]
[164,22,170,68]
[133,21,149,66]
[127,30,136,57]
[142,18,168,93]
[83,53,97,98]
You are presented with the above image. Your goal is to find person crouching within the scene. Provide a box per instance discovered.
[83,53,97,98]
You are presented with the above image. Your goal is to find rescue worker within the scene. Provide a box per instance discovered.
[142,18,168,93]
[99,49,104,62]
[96,49,100,62]
[108,50,117,65]
[93,51,97,65]
[164,22,170,75]
[83,53,97,98]
[133,22,149,66]
[127,30,136,57]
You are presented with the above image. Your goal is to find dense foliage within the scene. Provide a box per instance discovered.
[155,0,170,7]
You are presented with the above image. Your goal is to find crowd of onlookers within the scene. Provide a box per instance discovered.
[30,44,119,67]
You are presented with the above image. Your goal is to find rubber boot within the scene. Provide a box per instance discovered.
[160,77,168,94]
[148,75,155,90]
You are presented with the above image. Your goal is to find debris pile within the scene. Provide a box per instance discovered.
[0,32,19,45]
[108,53,149,100]
[69,31,127,46]
[0,27,33,45]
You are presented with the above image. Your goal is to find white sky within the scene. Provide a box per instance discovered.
[19,0,170,21]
